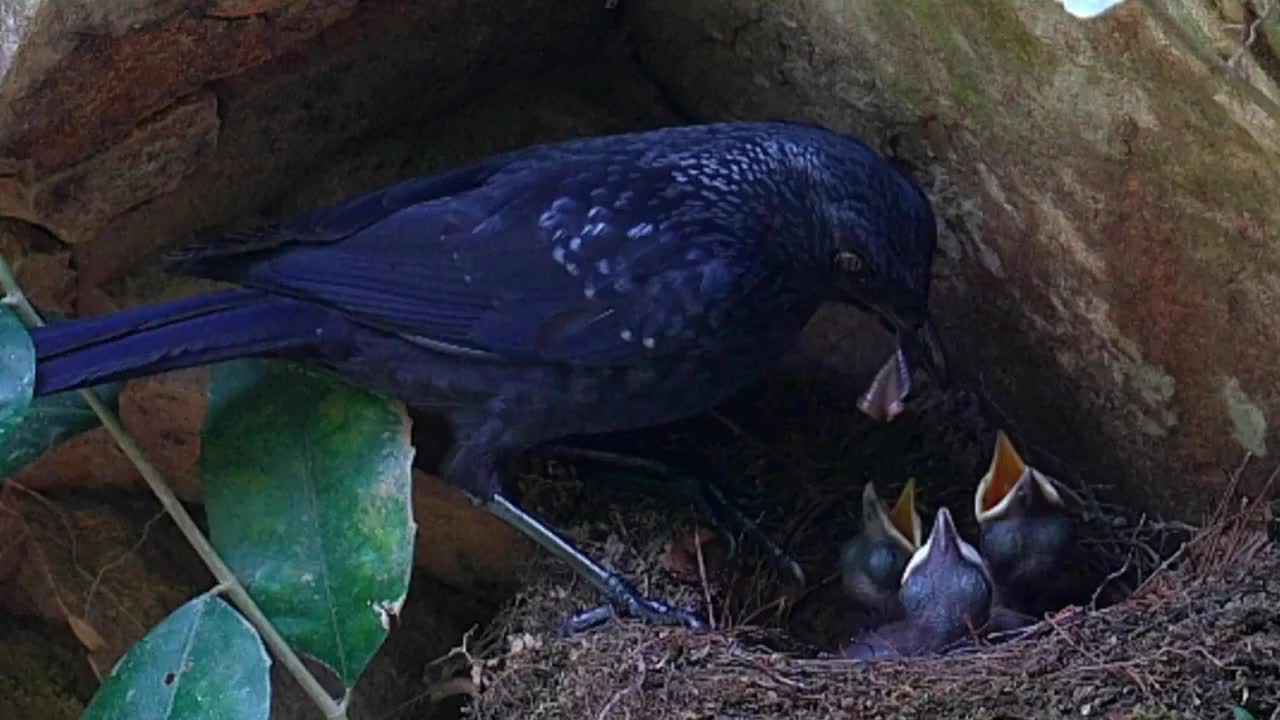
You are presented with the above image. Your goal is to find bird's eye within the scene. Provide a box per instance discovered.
[833,250,866,274]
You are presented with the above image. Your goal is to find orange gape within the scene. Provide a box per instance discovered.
[888,477,918,542]
[981,431,1027,512]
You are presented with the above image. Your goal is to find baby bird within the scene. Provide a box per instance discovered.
[842,506,994,660]
[973,430,1079,618]
[840,479,922,618]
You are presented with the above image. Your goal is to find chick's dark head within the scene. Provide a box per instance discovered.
[899,507,994,641]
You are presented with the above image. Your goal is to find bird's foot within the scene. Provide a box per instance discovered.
[534,444,806,585]
[485,493,706,634]
[564,574,707,634]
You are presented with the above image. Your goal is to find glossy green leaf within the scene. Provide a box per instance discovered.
[0,381,123,479]
[82,593,270,720]
[201,359,415,688]
[0,309,122,480]
[0,305,35,440]
[1232,707,1257,720]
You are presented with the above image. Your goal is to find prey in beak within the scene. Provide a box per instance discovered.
[842,506,994,661]
[858,310,948,423]
[840,479,922,615]
[973,430,1079,617]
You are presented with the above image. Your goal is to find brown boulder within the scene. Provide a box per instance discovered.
[5,0,1274,526]
[623,0,1280,517]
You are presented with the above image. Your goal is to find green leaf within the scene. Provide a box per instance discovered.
[1232,707,1257,720]
[0,309,123,481]
[0,382,123,479]
[0,305,35,439]
[202,359,415,688]
[82,593,270,720]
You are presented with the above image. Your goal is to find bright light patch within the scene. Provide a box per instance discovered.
[1062,0,1129,18]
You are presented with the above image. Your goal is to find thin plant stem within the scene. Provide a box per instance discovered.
[0,257,347,720]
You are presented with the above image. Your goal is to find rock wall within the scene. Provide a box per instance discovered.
[4,0,1277,521]
[1,0,616,296]
[623,0,1280,517]
[0,0,686,606]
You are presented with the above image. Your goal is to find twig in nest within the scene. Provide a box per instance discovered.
[0,258,348,720]
[693,521,718,631]
[719,560,740,629]
[1134,540,1192,598]
[1046,611,1155,693]
[1130,455,1276,597]
[424,624,480,671]
[1090,515,1143,610]
[1184,459,1275,578]
[727,653,811,691]
[736,594,788,628]
[594,656,647,720]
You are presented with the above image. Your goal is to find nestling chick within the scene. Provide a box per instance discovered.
[840,479,922,618]
[842,507,994,660]
[974,431,1079,618]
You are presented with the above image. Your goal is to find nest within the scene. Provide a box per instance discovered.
[423,376,1280,718]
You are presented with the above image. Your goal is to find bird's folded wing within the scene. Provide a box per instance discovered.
[167,155,755,366]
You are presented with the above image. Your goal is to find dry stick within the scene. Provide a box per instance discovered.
[692,522,718,631]
[0,258,347,720]
[1228,0,1276,75]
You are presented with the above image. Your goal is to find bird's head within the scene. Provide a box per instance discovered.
[862,478,922,553]
[841,479,922,607]
[973,430,1065,525]
[899,507,993,636]
[797,131,949,391]
[973,431,1076,611]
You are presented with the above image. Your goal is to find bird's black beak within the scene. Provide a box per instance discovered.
[891,312,949,389]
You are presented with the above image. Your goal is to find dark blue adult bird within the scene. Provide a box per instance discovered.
[29,121,946,629]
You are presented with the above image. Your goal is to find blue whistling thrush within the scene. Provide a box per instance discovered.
[29,121,947,628]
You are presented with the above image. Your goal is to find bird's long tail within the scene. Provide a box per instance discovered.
[31,288,337,397]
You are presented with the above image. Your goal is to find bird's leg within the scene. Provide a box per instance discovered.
[485,493,706,633]
[447,414,704,633]
[533,444,806,585]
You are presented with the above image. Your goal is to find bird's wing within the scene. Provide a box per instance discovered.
[168,152,762,366]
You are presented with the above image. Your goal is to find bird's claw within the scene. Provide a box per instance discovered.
[563,574,707,634]
[486,494,707,636]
